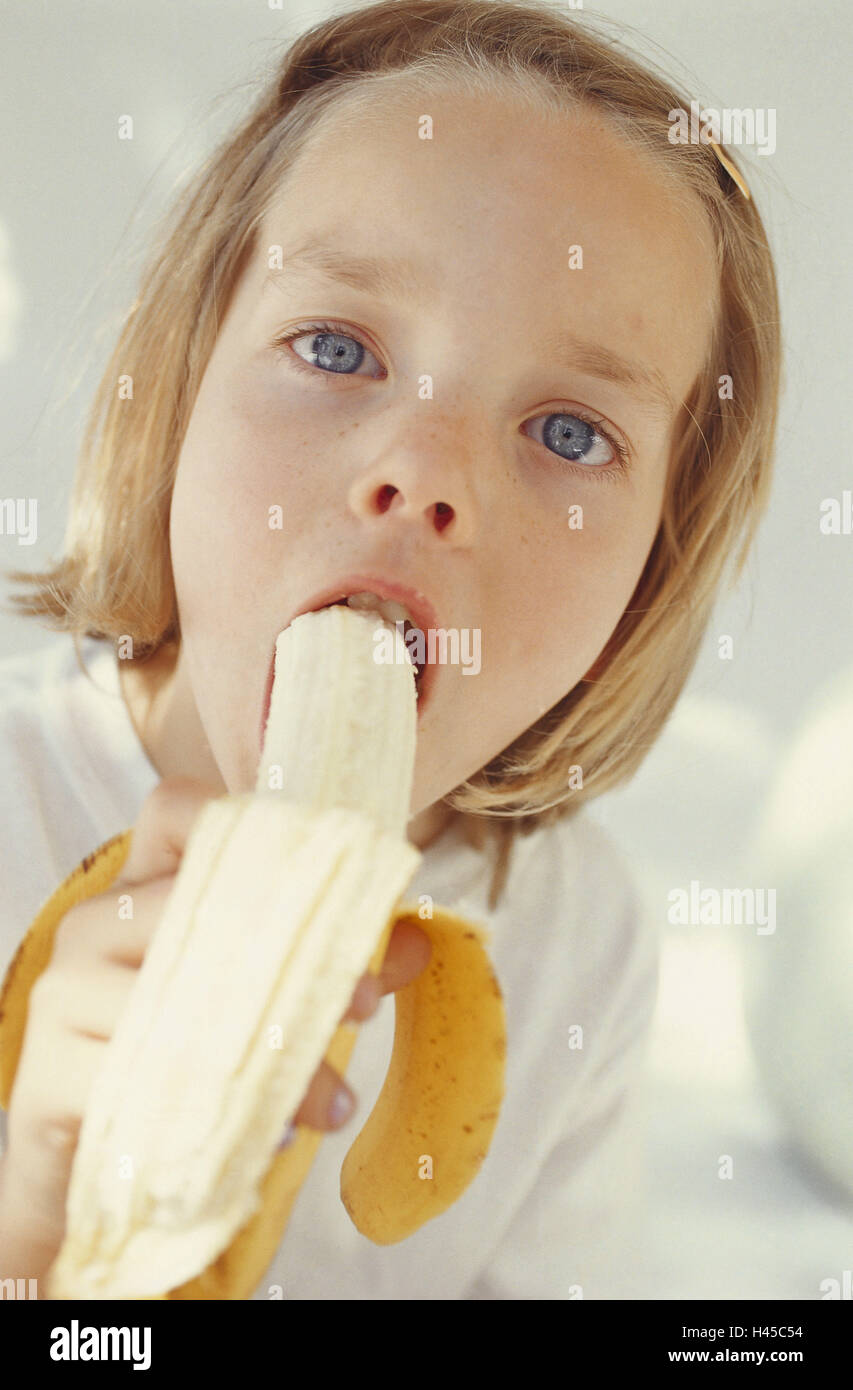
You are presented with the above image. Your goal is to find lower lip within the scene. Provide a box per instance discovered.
[258,609,427,755]
[259,655,276,755]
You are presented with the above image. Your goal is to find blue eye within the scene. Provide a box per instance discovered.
[275,321,383,377]
[524,411,627,471]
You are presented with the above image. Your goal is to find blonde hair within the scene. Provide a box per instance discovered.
[4,0,781,907]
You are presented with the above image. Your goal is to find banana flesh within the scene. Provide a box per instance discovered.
[257,606,417,836]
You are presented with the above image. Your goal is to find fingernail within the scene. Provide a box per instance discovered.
[277,1122,296,1150]
[328,1086,354,1127]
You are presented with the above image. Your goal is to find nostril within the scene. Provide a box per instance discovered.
[434,501,453,533]
[376,484,397,513]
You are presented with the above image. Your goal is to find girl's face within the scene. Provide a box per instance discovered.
[168,84,718,828]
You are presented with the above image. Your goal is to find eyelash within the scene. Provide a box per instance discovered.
[272,319,631,479]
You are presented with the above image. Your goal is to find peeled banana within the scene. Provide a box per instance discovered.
[0,605,506,1299]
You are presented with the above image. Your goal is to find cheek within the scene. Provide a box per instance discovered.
[169,431,231,610]
[212,358,344,529]
[168,398,268,637]
[498,479,663,681]
[567,490,663,619]
[170,365,319,592]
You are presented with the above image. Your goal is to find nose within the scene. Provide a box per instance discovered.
[347,436,477,545]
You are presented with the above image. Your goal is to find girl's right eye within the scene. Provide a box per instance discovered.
[274,321,385,379]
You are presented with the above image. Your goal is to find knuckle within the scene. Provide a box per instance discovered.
[296,1062,349,1130]
[348,974,380,1019]
[404,923,433,972]
[140,874,176,904]
[52,903,91,959]
[135,777,194,839]
[144,775,212,819]
[138,779,179,825]
[120,778,217,886]
[29,967,64,1015]
[396,919,432,956]
[38,1113,82,1157]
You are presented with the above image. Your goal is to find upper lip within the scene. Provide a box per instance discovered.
[286,573,440,638]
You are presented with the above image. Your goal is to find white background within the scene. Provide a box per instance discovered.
[1,0,851,1299]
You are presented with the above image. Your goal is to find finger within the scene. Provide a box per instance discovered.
[289,1061,355,1133]
[5,1031,107,1239]
[56,959,142,1040]
[94,877,176,967]
[116,777,222,887]
[52,876,175,969]
[342,973,381,1022]
[340,921,433,1022]
[11,1004,106,1132]
[375,920,432,996]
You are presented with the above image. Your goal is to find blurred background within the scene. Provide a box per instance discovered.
[1,0,851,1298]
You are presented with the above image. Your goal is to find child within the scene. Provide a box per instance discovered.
[0,0,780,1299]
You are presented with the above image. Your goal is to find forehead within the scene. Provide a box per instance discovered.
[258,81,720,410]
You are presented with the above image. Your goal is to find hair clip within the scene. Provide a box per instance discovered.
[707,138,751,200]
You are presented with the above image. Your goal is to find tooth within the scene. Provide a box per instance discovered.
[345,593,413,627]
[344,592,378,611]
[378,599,410,625]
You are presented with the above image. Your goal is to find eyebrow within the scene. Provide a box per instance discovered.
[264,242,676,415]
[265,241,431,306]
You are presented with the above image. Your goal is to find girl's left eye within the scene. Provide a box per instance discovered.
[522,411,629,472]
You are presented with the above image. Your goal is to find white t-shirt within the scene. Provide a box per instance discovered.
[0,633,659,1300]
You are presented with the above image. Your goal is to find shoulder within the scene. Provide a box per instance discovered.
[0,629,104,785]
[0,633,73,757]
[507,804,644,930]
[0,633,99,766]
[0,633,152,980]
[502,807,660,1036]
[0,631,120,717]
[0,631,123,869]
[0,630,90,706]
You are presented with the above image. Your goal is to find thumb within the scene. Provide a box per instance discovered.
[117,777,223,887]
